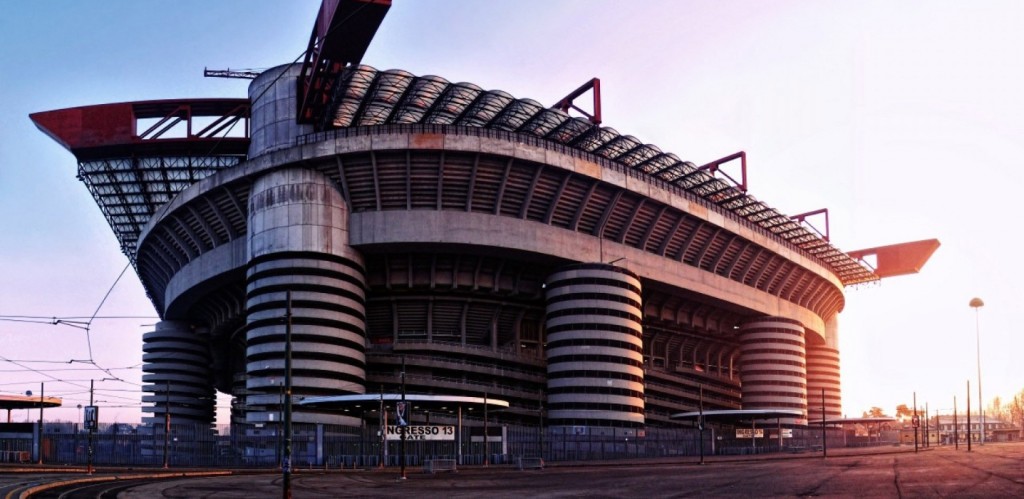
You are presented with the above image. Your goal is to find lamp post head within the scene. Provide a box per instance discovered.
[969,297,984,309]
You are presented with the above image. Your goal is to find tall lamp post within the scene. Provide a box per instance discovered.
[969,297,984,445]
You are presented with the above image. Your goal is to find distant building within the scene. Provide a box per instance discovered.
[934,415,1020,444]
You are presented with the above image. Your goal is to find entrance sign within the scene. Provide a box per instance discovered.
[735,428,764,438]
[385,425,455,441]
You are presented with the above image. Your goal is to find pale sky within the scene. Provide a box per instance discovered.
[1,0,1021,426]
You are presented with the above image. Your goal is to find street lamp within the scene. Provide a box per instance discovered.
[969,297,984,445]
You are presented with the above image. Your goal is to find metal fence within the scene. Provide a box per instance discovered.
[0,421,895,468]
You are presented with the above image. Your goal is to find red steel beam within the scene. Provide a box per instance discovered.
[297,0,392,127]
[847,239,941,279]
[30,99,250,160]
[791,208,830,242]
[553,78,602,125]
[698,151,747,192]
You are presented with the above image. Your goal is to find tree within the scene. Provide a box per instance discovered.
[895,404,913,420]
[1008,390,1024,439]
[987,396,1008,423]
[863,407,886,418]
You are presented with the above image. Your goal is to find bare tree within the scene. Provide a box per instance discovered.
[1008,390,1024,439]
[987,396,1007,423]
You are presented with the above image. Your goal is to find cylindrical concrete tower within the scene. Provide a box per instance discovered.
[245,167,366,425]
[141,320,216,426]
[248,63,314,158]
[738,317,807,421]
[545,263,645,428]
[806,314,842,422]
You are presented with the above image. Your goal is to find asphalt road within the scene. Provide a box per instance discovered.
[108,443,1023,498]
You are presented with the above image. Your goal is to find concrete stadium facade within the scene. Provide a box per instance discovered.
[33,61,875,434]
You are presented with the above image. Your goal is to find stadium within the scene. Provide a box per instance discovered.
[29,0,936,464]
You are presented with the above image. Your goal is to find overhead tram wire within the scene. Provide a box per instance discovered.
[82,262,132,362]
[0,316,158,327]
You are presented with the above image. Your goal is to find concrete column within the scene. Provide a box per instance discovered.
[141,320,216,426]
[738,317,807,423]
[806,314,842,422]
[141,320,216,460]
[545,263,645,429]
[248,63,314,158]
[245,167,366,425]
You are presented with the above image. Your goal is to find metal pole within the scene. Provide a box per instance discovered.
[538,399,544,458]
[967,380,972,452]
[698,385,705,465]
[777,418,782,452]
[283,291,293,499]
[378,385,385,468]
[970,298,984,445]
[821,388,827,457]
[913,392,918,453]
[925,402,929,448]
[484,392,489,466]
[953,396,958,450]
[163,380,170,468]
[37,382,44,465]
[457,405,463,466]
[87,380,94,475]
[397,354,405,479]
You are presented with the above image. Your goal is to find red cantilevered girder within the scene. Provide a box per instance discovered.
[297,0,391,128]
[848,239,940,279]
[30,99,250,160]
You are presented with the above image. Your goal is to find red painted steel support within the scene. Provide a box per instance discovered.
[553,78,602,125]
[697,151,747,192]
[297,0,392,127]
[791,208,830,242]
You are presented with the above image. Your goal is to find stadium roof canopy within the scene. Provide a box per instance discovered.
[299,393,509,413]
[308,65,881,285]
[670,408,805,423]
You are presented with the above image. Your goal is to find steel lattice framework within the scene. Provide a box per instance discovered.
[31,99,250,258]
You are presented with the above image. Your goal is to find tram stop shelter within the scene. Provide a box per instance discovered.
[0,394,62,463]
[0,394,62,424]
[300,393,509,464]
[671,408,806,453]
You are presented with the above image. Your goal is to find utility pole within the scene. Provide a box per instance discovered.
[283,291,293,499]
[484,392,489,466]
[821,388,827,458]
[538,398,544,459]
[698,385,705,465]
[953,396,959,450]
[913,392,918,453]
[37,382,44,464]
[400,356,407,480]
[87,380,94,475]
[925,402,930,448]
[163,380,170,468]
[967,380,972,452]
[378,385,385,469]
